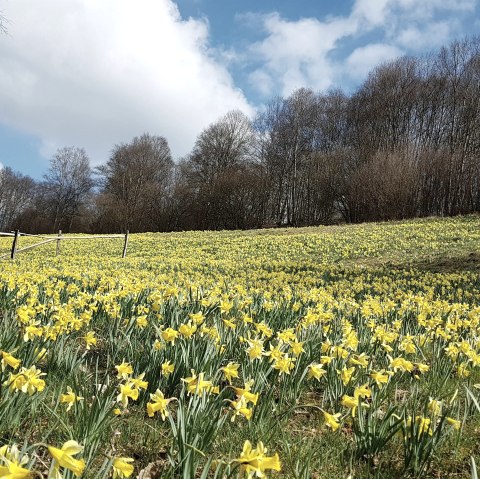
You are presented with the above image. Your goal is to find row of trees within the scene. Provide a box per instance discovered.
[3,36,480,233]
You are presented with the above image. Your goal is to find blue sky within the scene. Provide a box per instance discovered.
[0,0,479,179]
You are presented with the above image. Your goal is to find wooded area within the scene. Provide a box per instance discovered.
[2,36,480,233]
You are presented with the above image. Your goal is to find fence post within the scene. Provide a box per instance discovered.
[56,230,62,256]
[10,230,19,260]
[122,230,129,258]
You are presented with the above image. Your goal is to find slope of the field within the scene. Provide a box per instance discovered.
[1,216,480,479]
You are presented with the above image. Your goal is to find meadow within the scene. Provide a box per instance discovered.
[1,216,480,478]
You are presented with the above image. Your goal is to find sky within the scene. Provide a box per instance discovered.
[0,0,479,179]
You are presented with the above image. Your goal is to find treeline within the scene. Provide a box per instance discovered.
[2,36,480,233]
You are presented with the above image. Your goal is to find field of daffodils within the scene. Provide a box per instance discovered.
[1,216,480,478]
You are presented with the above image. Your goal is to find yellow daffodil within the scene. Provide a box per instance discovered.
[221,362,240,384]
[112,457,134,479]
[60,386,84,412]
[1,351,21,371]
[48,440,85,478]
[161,361,175,377]
[234,440,281,477]
[115,362,133,380]
[146,389,174,420]
[323,411,341,432]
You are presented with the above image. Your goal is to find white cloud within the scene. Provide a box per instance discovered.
[352,0,390,27]
[396,21,455,50]
[248,13,357,96]
[391,0,476,20]
[0,0,253,164]
[345,43,403,80]
[248,70,275,97]
[244,0,475,98]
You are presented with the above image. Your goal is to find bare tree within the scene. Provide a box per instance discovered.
[96,133,174,232]
[180,110,259,229]
[42,147,93,232]
[0,167,36,230]
[255,88,323,226]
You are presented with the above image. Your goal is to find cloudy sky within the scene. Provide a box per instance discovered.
[0,0,479,178]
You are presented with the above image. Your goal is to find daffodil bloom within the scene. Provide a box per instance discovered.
[136,316,148,328]
[220,300,233,314]
[354,384,371,400]
[417,416,432,436]
[246,339,264,361]
[290,340,305,356]
[23,324,43,342]
[82,331,97,350]
[1,351,21,371]
[323,411,341,432]
[389,356,414,373]
[117,381,139,407]
[228,395,253,421]
[337,366,355,385]
[188,311,204,324]
[414,362,429,374]
[457,362,470,378]
[235,440,281,478]
[320,355,333,365]
[233,380,259,405]
[113,457,134,479]
[277,328,296,343]
[0,459,31,479]
[0,444,28,464]
[343,332,359,350]
[446,417,461,430]
[130,373,148,391]
[221,362,240,384]
[341,395,359,417]
[221,318,235,330]
[60,386,84,412]
[272,354,295,375]
[161,328,179,345]
[161,361,175,377]
[427,398,442,416]
[255,322,273,338]
[265,344,283,363]
[406,416,432,437]
[0,444,30,479]
[115,362,133,380]
[179,322,196,338]
[307,363,326,381]
[146,389,174,420]
[5,366,46,395]
[48,440,85,478]
[370,369,392,387]
[182,370,219,395]
[349,353,369,368]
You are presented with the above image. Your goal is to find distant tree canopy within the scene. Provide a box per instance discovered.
[3,36,480,233]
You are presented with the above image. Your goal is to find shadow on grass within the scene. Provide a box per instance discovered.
[406,251,480,273]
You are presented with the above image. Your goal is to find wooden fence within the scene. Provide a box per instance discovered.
[0,230,129,260]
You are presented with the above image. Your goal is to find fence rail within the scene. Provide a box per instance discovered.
[0,230,129,260]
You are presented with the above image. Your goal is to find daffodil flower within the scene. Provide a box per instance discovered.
[48,440,85,478]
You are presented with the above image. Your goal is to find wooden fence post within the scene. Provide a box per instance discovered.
[10,230,19,260]
[56,230,62,256]
[122,230,129,258]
